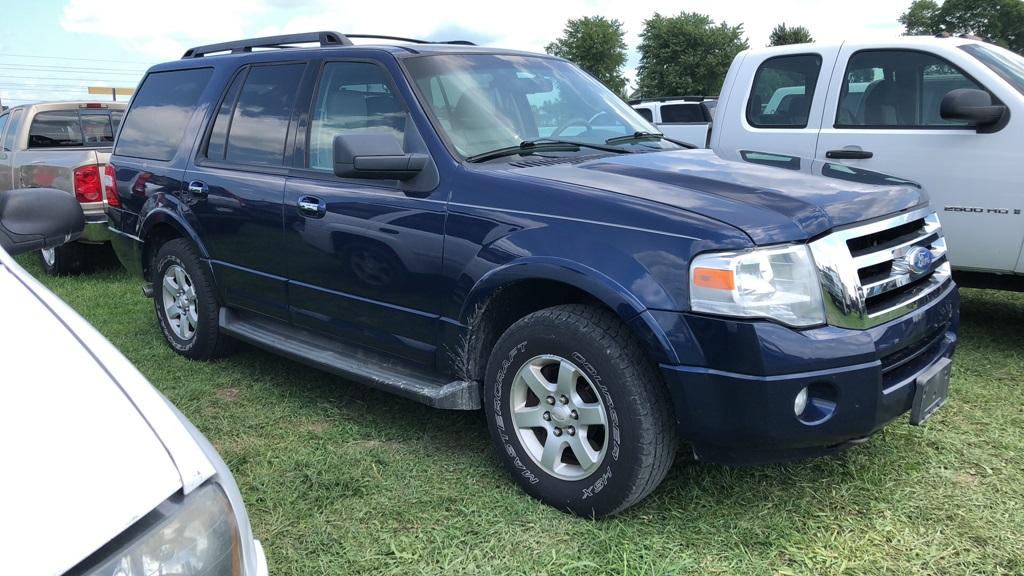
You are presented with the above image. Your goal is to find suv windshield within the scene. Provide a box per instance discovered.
[962,43,1024,96]
[404,54,678,159]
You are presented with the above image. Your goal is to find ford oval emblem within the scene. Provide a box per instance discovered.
[905,246,934,275]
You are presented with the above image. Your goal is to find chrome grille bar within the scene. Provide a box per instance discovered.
[808,208,952,330]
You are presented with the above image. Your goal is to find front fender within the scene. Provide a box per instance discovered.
[459,257,679,364]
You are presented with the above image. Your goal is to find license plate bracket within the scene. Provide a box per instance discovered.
[911,357,952,426]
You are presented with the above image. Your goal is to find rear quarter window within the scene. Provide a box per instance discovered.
[115,67,214,161]
[660,103,706,123]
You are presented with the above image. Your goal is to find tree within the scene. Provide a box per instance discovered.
[545,16,628,95]
[768,23,814,46]
[635,12,749,98]
[899,0,1024,54]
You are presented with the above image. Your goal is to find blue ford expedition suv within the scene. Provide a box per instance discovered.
[107,32,959,517]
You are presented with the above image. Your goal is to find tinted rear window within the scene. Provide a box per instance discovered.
[29,110,84,147]
[223,63,305,166]
[635,107,654,122]
[660,103,706,123]
[115,68,214,161]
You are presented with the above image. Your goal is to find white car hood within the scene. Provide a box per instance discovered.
[0,257,215,575]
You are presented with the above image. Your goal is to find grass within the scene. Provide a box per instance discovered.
[17,251,1024,575]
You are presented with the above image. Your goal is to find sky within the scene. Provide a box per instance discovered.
[0,0,913,106]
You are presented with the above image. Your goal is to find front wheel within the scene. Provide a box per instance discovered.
[152,239,235,360]
[484,304,677,517]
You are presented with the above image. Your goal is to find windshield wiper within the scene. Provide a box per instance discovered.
[465,139,630,164]
[605,131,698,149]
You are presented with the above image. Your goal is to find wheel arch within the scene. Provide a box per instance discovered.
[450,258,678,383]
[139,209,208,282]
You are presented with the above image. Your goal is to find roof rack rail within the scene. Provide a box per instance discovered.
[344,34,476,46]
[627,95,715,105]
[182,31,477,58]
[182,31,351,58]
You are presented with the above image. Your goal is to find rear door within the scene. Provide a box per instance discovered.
[283,59,447,366]
[714,46,842,160]
[814,45,1024,273]
[184,62,310,320]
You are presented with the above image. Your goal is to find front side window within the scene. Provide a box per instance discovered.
[308,62,407,171]
[116,67,214,161]
[404,54,670,159]
[836,50,982,128]
[747,54,822,128]
[962,43,1024,96]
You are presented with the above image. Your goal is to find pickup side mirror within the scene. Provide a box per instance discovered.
[940,88,1009,133]
[333,133,428,180]
[0,188,84,256]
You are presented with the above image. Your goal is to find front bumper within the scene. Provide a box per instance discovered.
[654,281,960,464]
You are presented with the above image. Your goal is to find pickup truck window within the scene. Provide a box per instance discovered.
[219,63,305,167]
[0,114,8,146]
[405,54,664,159]
[836,50,980,128]
[309,61,407,171]
[962,43,1024,96]
[635,108,654,122]
[747,54,821,128]
[116,67,213,161]
[29,110,84,148]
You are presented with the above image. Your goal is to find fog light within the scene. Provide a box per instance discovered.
[794,386,809,416]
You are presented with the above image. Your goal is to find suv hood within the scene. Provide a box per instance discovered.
[513,149,927,244]
[0,254,215,576]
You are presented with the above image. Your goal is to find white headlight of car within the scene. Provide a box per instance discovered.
[689,244,825,328]
[85,484,241,576]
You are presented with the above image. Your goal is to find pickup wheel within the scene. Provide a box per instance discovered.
[152,239,235,360]
[484,304,677,517]
[39,243,85,276]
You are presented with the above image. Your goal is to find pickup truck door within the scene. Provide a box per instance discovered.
[814,43,1024,274]
[282,60,446,367]
[714,45,842,160]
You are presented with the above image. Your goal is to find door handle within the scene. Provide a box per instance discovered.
[186,180,209,197]
[297,196,325,218]
[826,149,873,160]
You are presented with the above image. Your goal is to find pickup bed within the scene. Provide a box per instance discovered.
[0,101,126,274]
[711,36,1024,289]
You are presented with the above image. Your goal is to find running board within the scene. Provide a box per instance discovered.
[218,308,480,410]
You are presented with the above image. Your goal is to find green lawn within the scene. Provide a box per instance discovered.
[20,252,1024,575]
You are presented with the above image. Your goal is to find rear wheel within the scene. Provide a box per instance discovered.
[484,304,677,517]
[152,239,235,360]
[39,242,86,276]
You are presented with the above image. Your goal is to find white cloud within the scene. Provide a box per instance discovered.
[58,0,914,75]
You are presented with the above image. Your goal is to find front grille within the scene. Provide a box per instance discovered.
[809,208,952,329]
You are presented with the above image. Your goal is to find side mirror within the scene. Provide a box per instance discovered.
[333,133,428,180]
[940,88,1008,132]
[0,188,85,256]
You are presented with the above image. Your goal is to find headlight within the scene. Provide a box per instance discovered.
[689,244,825,327]
[85,484,241,576]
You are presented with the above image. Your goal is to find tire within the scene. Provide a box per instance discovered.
[39,242,86,276]
[152,239,235,360]
[484,304,677,517]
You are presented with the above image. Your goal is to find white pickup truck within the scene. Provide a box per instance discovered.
[707,36,1024,290]
[0,101,126,275]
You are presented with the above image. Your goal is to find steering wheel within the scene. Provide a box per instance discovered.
[550,117,591,138]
